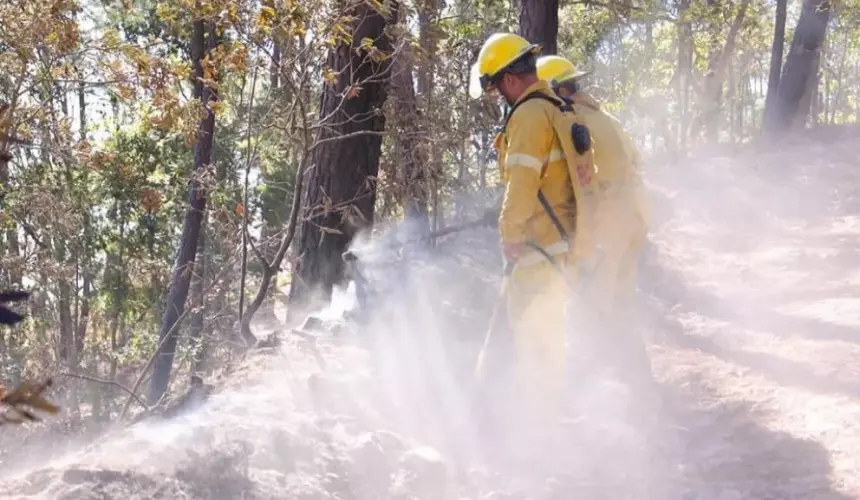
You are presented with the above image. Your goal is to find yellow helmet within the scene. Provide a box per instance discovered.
[536,55,591,85]
[469,33,541,99]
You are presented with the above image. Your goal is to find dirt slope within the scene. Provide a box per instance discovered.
[1,136,859,499]
[643,137,860,499]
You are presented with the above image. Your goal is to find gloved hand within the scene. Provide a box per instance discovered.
[501,242,528,262]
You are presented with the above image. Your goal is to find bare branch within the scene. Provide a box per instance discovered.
[59,371,148,411]
[119,241,244,420]
[239,65,314,343]
[18,219,49,250]
[245,225,271,273]
[312,129,388,148]
[239,65,259,323]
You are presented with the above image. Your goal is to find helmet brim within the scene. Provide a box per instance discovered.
[556,69,592,84]
[468,43,543,99]
[468,62,484,99]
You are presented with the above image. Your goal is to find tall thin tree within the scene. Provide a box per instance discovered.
[391,47,431,243]
[763,0,789,130]
[677,0,694,151]
[147,15,219,405]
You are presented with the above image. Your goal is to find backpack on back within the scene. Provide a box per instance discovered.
[502,91,599,263]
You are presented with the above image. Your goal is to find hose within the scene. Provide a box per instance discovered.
[519,240,605,295]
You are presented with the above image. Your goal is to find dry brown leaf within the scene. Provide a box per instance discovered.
[345,85,363,99]
[0,378,60,426]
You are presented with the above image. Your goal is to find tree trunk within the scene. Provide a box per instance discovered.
[645,20,659,152]
[56,240,73,363]
[417,0,440,244]
[289,1,397,306]
[0,156,21,288]
[189,215,208,373]
[519,0,559,55]
[106,215,126,420]
[830,31,849,124]
[478,128,488,189]
[676,0,693,152]
[821,39,829,123]
[794,49,821,128]
[75,271,90,362]
[0,139,18,365]
[855,63,859,123]
[391,49,431,242]
[270,42,281,90]
[75,78,91,369]
[693,0,750,144]
[727,57,736,142]
[147,17,219,405]
[417,0,438,104]
[762,0,788,129]
[811,53,822,125]
[763,0,831,134]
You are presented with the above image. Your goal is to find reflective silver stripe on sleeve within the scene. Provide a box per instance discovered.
[504,153,544,171]
[548,149,564,162]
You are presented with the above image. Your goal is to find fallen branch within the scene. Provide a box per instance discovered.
[59,371,148,411]
[423,214,494,240]
[345,211,496,258]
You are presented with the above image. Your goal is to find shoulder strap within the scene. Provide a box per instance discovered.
[503,91,571,130]
[501,91,575,243]
[537,190,571,242]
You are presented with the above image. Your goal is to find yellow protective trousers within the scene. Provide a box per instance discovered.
[505,251,576,425]
[588,185,648,317]
[577,184,656,398]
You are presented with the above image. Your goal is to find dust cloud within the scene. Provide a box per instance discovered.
[2,132,860,499]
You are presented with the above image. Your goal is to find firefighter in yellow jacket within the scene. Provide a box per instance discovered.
[536,55,655,391]
[469,34,595,430]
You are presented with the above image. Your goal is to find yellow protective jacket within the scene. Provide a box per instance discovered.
[570,92,651,227]
[493,81,596,266]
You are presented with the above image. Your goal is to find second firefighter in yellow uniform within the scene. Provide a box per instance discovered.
[536,54,655,389]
